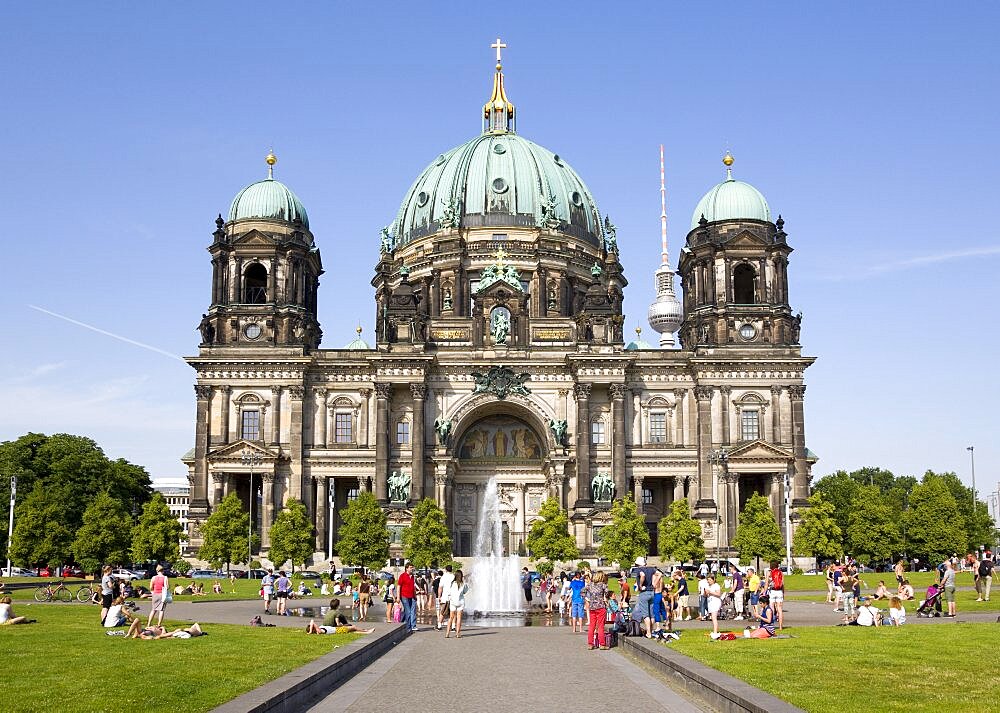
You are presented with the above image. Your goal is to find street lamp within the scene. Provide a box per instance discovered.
[5,475,15,577]
[967,446,977,514]
[783,468,792,571]
[242,448,262,564]
[709,448,728,566]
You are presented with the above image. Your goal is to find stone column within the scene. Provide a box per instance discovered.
[358,388,371,448]
[552,461,566,509]
[574,383,591,502]
[517,483,528,538]
[630,386,642,445]
[312,389,327,448]
[270,387,282,445]
[315,477,327,553]
[610,383,627,500]
[768,473,783,519]
[374,383,392,502]
[769,385,782,444]
[190,385,212,519]
[720,386,731,445]
[434,467,448,509]
[694,386,716,508]
[410,383,426,503]
[358,474,369,494]
[788,385,809,505]
[211,472,224,507]
[673,476,686,506]
[261,472,275,549]
[633,474,644,513]
[673,389,686,446]
[725,473,739,541]
[288,387,304,501]
[219,386,231,445]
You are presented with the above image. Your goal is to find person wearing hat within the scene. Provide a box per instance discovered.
[634,556,656,638]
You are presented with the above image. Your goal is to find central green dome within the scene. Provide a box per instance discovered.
[393,132,603,246]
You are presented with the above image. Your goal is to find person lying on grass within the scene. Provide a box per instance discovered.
[127,621,206,639]
[304,619,374,635]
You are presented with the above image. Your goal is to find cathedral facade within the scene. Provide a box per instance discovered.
[183,50,815,563]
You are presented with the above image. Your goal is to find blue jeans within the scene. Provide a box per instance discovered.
[402,597,416,630]
[636,590,655,622]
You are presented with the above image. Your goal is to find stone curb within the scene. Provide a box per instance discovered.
[621,636,804,713]
[212,624,410,713]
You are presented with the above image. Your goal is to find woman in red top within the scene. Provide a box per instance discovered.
[147,564,169,628]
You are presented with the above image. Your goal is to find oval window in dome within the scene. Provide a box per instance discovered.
[492,178,508,194]
[416,191,429,207]
[493,143,506,155]
[571,191,583,207]
[435,154,446,166]
[553,155,563,165]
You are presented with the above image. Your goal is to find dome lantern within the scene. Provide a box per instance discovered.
[483,37,515,134]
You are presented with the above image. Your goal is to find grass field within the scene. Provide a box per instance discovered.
[669,622,1000,713]
[0,604,359,712]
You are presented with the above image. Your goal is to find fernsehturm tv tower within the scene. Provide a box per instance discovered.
[647,145,683,347]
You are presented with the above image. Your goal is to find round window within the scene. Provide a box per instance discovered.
[739,323,757,341]
[493,143,506,154]
[492,178,508,194]
[244,323,263,341]
[416,191,429,207]
[553,154,563,165]
[435,154,446,166]
[571,191,583,207]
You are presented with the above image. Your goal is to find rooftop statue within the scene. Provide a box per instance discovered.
[379,226,395,254]
[603,216,618,254]
[433,418,452,446]
[388,470,411,503]
[591,470,614,503]
[440,196,462,229]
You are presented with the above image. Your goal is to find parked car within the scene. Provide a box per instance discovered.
[189,569,218,579]
[39,566,55,577]
[330,566,360,580]
[62,565,87,578]
[111,568,141,582]
[2,566,35,577]
[238,569,267,579]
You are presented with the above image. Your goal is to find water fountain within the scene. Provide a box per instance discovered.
[465,475,524,616]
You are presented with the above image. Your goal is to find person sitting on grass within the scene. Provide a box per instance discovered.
[324,598,349,627]
[0,595,32,625]
[190,582,207,597]
[873,581,890,600]
[212,580,223,594]
[297,581,312,597]
[745,593,776,638]
[103,596,136,628]
[897,579,915,601]
[846,597,881,626]
[888,596,906,626]
[305,619,374,635]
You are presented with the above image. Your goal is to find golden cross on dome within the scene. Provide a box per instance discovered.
[493,246,509,268]
[491,37,507,64]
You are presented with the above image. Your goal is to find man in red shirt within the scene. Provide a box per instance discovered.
[767,561,785,631]
[398,562,417,632]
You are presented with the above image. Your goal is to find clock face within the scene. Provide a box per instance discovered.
[244,323,262,340]
[739,323,757,341]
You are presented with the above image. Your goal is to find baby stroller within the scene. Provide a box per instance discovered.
[916,585,942,617]
[717,592,737,621]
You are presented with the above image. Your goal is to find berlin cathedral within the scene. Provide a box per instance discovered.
[183,42,815,563]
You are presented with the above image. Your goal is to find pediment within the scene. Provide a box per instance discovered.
[208,440,279,461]
[232,230,277,247]
[726,439,793,461]
[723,230,768,248]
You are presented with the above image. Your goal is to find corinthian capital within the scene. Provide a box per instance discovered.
[694,386,714,401]
[194,385,212,400]
[410,383,427,400]
[375,383,393,400]
[788,385,806,400]
[574,383,592,400]
[608,383,627,400]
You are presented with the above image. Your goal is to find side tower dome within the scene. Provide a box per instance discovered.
[229,153,310,227]
[689,151,770,229]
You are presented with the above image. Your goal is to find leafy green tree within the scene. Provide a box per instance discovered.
[792,492,842,565]
[199,492,250,570]
[336,491,389,569]
[597,496,649,567]
[72,492,134,572]
[268,499,315,572]
[845,485,901,564]
[536,560,554,577]
[905,477,968,562]
[131,492,184,564]
[8,484,74,567]
[402,498,453,569]
[812,471,861,537]
[657,499,704,564]
[526,497,580,565]
[964,501,998,553]
[732,493,784,566]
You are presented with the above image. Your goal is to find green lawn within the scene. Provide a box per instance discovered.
[668,622,1000,713]
[1,604,359,712]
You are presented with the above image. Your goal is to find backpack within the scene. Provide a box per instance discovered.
[250,615,263,627]
[626,619,643,637]
[979,559,994,577]
[614,610,628,632]
[771,569,784,591]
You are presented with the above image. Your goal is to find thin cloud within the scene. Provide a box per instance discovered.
[28,305,186,362]
[818,245,1000,280]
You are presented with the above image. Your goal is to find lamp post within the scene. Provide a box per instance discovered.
[710,448,728,566]
[783,468,792,571]
[242,448,262,565]
[967,446,977,515]
[5,475,15,577]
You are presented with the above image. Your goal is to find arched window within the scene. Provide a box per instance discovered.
[244,263,268,304]
[733,264,756,304]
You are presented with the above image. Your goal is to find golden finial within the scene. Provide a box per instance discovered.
[484,38,515,133]
[491,37,507,65]
[356,325,363,336]
[266,149,277,179]
[636,326,642,337]
[723,151,734,166]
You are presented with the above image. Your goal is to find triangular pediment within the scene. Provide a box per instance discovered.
[232,229,277,247]
[208,440,279,461]
[724,230,768,248]
[726,439,793,461]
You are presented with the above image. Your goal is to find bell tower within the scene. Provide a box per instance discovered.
[678,153,798,349]
[198,153,323,351]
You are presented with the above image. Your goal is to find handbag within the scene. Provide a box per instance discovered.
[165,590,173,604]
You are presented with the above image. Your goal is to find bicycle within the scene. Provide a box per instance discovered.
[34,581,74,603]
[76,582,100,603]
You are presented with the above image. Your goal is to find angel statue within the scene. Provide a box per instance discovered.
[433,418,452,446]
[548,419,568,446]
[379,226,394,254]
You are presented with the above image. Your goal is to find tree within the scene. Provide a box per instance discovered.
[199,492,250,570]
[72,492,134,573]
[792,492,843,565]
[526,497,579,565]
[905,477,967,562]
[131,492,184,565]
[268,499,315,572]
[402,499,453,569]
[8,484,74,567]
[732,493,783,566]
[336,491,389,569]
[845,485,901,564]
[964,501,998,554]
[812,471,861,537]
[597,496,649,567]
[657,499,704,564]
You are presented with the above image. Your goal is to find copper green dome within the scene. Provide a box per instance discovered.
[690,157,770,230]
[229,177,309,228]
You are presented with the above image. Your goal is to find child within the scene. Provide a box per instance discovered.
[888,596,906,626]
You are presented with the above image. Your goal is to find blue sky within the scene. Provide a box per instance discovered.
[1,3,996,507]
